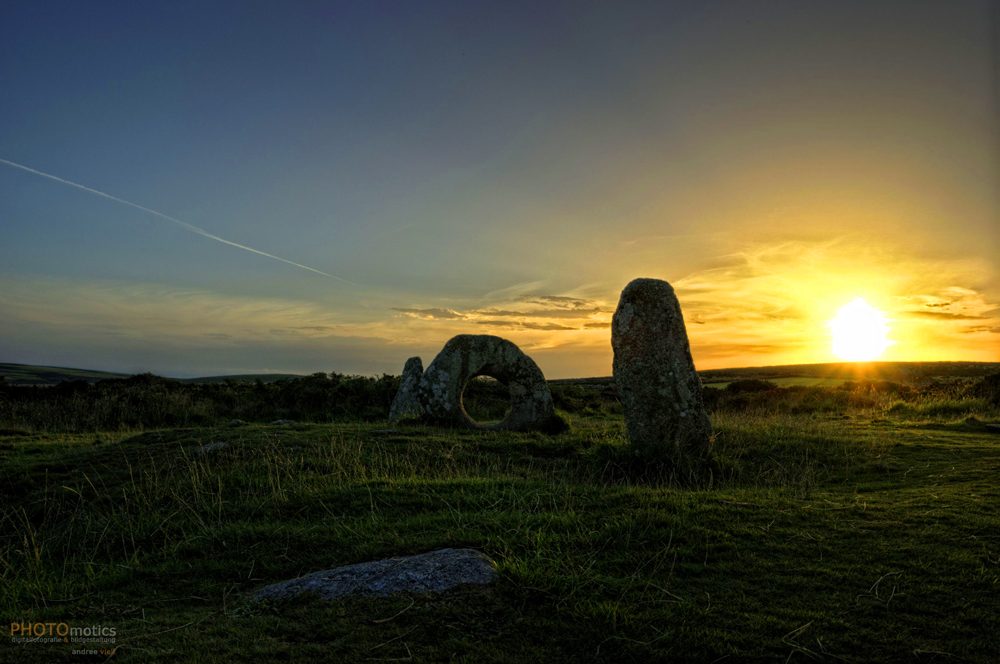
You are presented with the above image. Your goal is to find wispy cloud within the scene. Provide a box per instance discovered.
[902,311,987,321]
[0,278,373,345]
[0,277,428,376]
[475,320,577,331]
[515,294,600,309]
[390,308,465,320]
[389,293,611,332]
[472,307,608,319]
[960,325,1000,334]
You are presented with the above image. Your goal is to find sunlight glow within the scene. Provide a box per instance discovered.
[829,297,894,361]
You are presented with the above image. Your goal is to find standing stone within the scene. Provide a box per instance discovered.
[389,356,424,422]
[611,278,712,464]
[418,334,562,432]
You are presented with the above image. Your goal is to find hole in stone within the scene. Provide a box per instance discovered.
[461,375,511,426]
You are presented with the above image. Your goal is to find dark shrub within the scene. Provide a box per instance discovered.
[970,373,1000,408]
[0,372,402,432]
[725,379,778,394]
[701,387,722,410]
[550,384,608,414]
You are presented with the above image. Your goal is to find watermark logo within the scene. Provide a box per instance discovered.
[10,622,117,649]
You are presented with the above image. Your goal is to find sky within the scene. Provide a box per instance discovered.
[1,0,997,379]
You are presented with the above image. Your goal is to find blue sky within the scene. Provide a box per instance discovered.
[1,1,997,377]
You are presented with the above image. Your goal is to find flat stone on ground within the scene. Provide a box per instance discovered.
[195,442,229,456]
[251,548,497,602]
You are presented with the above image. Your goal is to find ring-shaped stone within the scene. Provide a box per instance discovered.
[418,334,556,431]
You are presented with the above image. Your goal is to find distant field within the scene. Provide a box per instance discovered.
[555,362,1000,392]
[698,361,1000,384]
[702,376,848,389]
[0,363,304,386]
[4,360,999,387]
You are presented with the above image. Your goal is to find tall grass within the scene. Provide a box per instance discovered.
[0,406,904,614]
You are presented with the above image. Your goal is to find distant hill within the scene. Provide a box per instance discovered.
[3,360,998,388]
[552,361,1000,390]
[0,363,132,385]
[0,363,304,386]
[175,374,306,384]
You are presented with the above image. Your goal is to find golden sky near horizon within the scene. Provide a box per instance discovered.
[2,235,996,378]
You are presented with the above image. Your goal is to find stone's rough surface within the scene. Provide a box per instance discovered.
[195,442,229,456]
[389,356,425,422]
[418,335,556,431]
[251,548,496,601]
[611,278,712,461]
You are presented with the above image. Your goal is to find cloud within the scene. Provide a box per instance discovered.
[895,286,994,322]
[0,277,393,347]
[475,320,577,331]
[388,293,611,334]
[583,322,611,329]
[390,307,465,320]
[901,311,987,321]
[515,294,599,309]
[470,307,607,319]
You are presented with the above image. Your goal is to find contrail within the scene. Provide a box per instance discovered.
[0,157,355,285]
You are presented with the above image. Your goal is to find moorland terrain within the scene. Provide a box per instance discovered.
[1,361,998,662]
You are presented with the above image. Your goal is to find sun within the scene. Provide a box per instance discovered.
[829,297,894,361]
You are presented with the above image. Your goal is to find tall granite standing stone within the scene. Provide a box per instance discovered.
[418,334,561,432]
[611,278,712,464]
[389,356,424,422]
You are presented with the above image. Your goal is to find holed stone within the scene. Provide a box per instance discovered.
[418,334,558,432]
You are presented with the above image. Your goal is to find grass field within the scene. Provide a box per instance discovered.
[697,361,1000,384]
[702,377,849,389]
[2,395,999,662]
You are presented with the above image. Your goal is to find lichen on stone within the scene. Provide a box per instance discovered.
[611,278,712,468]
[389,356,425,423]
[417,334,563,433]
